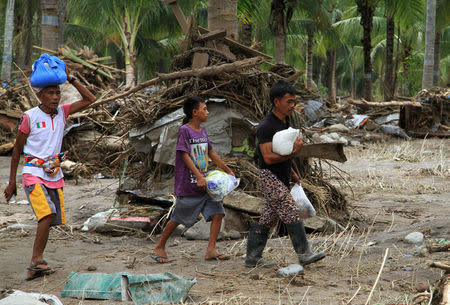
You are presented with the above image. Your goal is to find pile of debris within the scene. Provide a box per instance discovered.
[400,87,450,137]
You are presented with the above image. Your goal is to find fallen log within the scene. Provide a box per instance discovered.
[349,99,422,107]
[295,143,347,163]
[90,56,264,108]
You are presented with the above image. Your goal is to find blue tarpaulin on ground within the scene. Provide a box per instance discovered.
[61,271,196,305]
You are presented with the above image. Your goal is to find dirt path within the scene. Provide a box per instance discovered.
[0,138,448,304]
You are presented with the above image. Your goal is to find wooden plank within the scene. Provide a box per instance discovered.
[198,26,272,60]
[164,0,188,34]
[195,29,227,43]
[295,143,347,163]
[192,52,209,69]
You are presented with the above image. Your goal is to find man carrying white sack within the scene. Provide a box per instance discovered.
[245,80,325,268]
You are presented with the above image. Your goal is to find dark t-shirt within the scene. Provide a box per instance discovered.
[256,112,292,187]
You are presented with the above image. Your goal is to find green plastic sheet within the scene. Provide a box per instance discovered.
[61,272,196,305]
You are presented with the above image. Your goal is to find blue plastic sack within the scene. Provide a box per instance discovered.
[30,53,67,87]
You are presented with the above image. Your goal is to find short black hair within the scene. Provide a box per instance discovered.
[182,96,205,124]
[269,80,297,105]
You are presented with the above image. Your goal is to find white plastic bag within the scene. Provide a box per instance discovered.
[206,170,240,201]
[290,183,316,218]
[272,127,300,156]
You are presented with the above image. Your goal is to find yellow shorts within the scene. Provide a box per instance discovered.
[24,183,66,226]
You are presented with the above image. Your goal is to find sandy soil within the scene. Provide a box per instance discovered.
[0,138,448,304]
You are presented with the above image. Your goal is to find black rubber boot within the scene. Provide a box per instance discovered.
[245,223,277,268]
[285,222,326,265]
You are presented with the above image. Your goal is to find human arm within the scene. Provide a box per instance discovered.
[291,168,301,185]
[3,131,28,202]
[181,152,207,190]
[208,148,235,176]
[259,136,303,165]
[65,67,96,114]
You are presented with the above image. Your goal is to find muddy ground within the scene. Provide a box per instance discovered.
[0,138,448,304]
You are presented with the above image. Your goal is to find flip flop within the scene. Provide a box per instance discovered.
[25,268,55,281]
[27,261,51,272]
[205,253,230,261]
[151,255,173,264]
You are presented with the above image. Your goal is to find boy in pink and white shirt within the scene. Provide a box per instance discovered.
[3,68,96,281]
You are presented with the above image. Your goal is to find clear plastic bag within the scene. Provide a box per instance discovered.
[205,170,240,201]
[290,183,316,218]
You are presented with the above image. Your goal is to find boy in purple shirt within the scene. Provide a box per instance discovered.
[153,97,235,263]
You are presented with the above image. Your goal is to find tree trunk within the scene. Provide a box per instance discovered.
[433,30,441,86]
[356,0,376,101]
[23,0,34,68]
[330,49,337,104]
[208,0,238,40]
[41,0,60,51]
[306,31,314,89]
[1,0,15,82]
[57,0,66,48]
[270,0,287,64]
[123,16,135,87]
[384,17,394,101]
[14,2,22,67]
[422,0,436,89]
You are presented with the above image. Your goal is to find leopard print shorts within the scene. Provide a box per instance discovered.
[258,169,300,227]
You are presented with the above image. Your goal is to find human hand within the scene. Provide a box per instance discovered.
[291,136,303,156]
[226,169,235,177]
[3,181,16,203]
[197,176,207,191]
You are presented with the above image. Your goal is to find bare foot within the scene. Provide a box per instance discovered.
[153,246,172,263]
[205,250,230,261]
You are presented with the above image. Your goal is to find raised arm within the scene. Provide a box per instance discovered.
[65,67,96,114]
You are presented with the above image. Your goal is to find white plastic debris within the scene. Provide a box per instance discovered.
[81,208,119,232]
[0,290,63,305]
[277,264,304,276]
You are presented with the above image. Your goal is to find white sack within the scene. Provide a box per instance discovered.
[272,127,299,156]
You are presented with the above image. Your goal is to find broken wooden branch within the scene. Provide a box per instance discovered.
[90,56,263,108]
[349,99,422,107]
[0,142,14,155]
[295,143,347,163]
[430,261,450,272]
[195,29,227,43]
[197,26,272,61]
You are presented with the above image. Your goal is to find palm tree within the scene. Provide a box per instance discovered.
[1,0,14,81]
[422,0,436,89]
[208,0,238,39]
[355,0,379,101]
[383,0,423,100]
[269,0,297,64]
[433,0,450,86]
[41,0,62,51]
